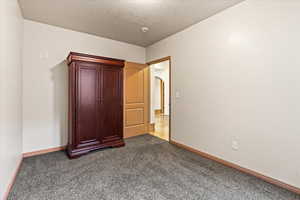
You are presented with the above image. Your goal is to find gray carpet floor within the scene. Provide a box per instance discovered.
[9,134,300,200]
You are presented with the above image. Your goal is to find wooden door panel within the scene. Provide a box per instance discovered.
[126,68,144,104]
[125,108,144,126]
[124,62,149,138]
[101,66,123,141]
[76,62,100,148]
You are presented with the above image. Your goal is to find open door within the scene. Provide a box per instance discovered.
[124,62,149,138]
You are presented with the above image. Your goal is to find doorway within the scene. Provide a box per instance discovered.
[148,58,171,141]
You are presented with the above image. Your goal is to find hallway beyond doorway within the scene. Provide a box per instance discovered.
[149,58,171,142]
[150,113,169,141]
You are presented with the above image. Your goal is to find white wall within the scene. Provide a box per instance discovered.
[147,0,300,188]
[154,61,170,116]
[0,0,23,199]
[154,77,161,110]
[22,20,146,153]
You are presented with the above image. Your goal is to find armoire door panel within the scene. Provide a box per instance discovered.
[76,63,100,148]
[101,103,121,140]
[101,66,123,141]
[102,67,121,99]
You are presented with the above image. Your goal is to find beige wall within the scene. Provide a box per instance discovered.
[147,0,300,188]
[22,20,146,153]
[0,0,23,199]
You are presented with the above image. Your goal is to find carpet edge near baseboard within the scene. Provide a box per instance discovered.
[169,139,300,195]
[23,146,66,158]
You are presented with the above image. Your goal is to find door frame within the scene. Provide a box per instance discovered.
[147,56,172,142]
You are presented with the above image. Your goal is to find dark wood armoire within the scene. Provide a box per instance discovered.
[67,52,125,158]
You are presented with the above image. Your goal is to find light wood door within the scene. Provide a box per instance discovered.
[124,62,149,138]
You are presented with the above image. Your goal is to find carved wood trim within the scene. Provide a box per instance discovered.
[67,52,125,67]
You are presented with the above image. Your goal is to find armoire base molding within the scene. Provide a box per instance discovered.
[67,139,125,159]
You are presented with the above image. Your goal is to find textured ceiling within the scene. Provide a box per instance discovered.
[18,0,245,47]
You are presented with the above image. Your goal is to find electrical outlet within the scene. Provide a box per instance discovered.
[232,141,239,151]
